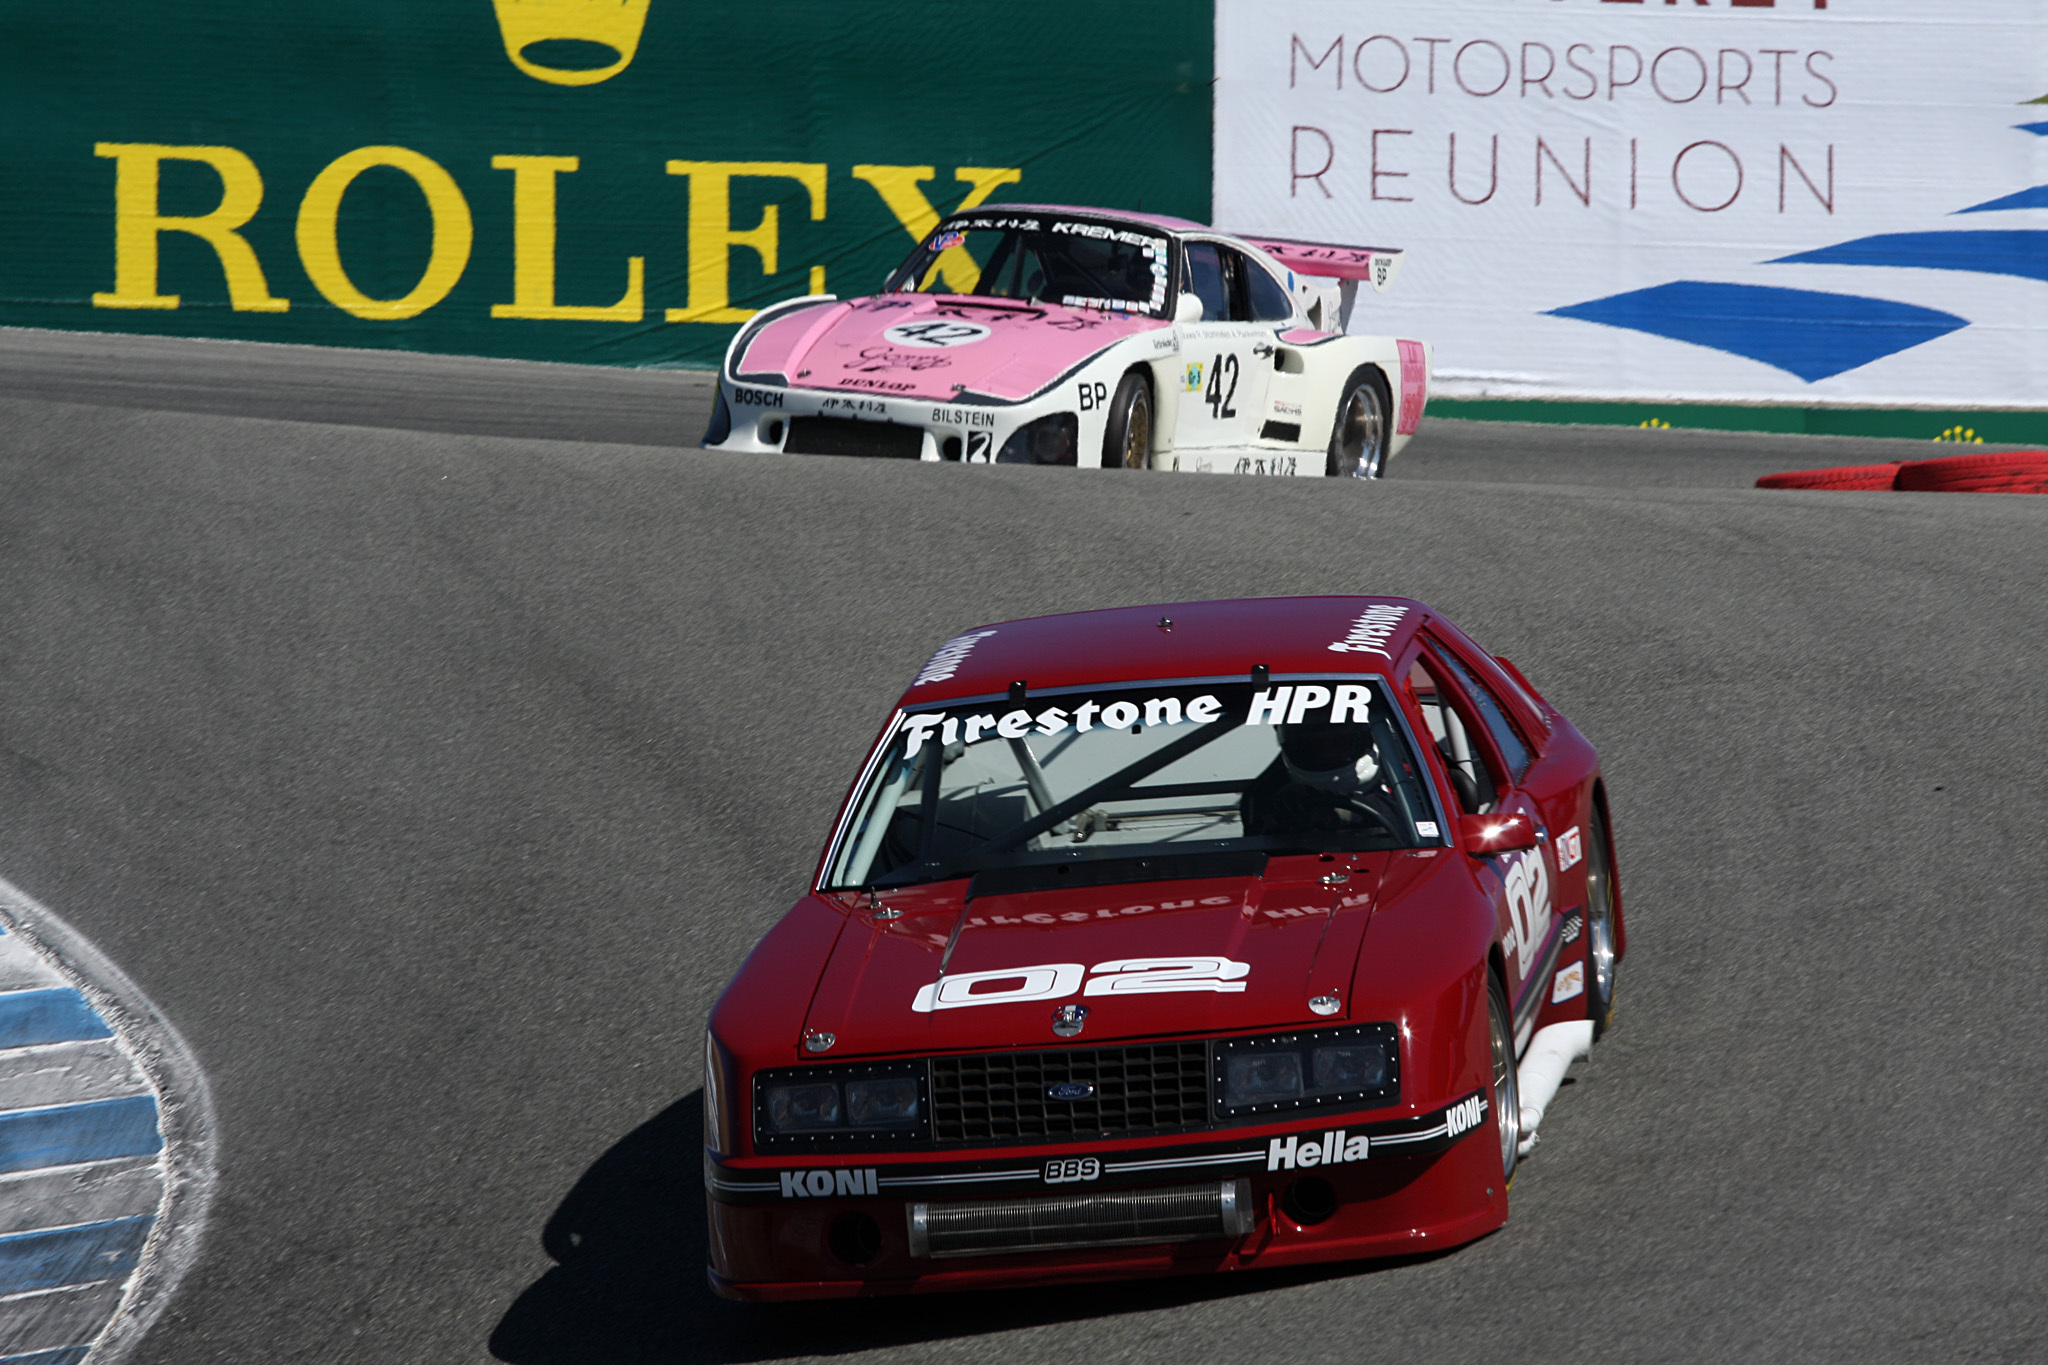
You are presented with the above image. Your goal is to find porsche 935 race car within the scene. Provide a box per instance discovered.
[700,206,1430,478]
[702,596,1625,1298]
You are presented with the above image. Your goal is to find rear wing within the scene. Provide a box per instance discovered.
[1235,235,1404,334]
[1236,236,1404,293]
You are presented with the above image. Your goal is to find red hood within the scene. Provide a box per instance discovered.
[735,295,1166,403]
[801,855,1385,1057]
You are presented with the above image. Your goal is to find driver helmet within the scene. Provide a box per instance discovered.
[1279,720,1380,794]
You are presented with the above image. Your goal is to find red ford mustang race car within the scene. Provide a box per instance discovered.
[702,597,1625,1298]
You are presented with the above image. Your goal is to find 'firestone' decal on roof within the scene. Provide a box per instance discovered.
[1327,604,1408,657]
[912,630,997,686]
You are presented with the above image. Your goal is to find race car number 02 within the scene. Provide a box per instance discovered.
[910,957,1251,1013]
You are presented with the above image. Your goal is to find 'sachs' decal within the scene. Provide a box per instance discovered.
[1326,603,1408,656]
[1557,824,1584,871]
[1552,961,1586,1003]
[912,629,997,686]
[912,957,1251,1013]
[1502,848,1555,981]
[780,1168,878,1198]
[1043,1157,1100,1184]
[883,320,991,349]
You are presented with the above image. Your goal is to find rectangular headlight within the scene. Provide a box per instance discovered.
[764,1082,841,1132]
[845,1076,920,1125]
[752,1060,929,1150]
[1213,1024,1400,1119]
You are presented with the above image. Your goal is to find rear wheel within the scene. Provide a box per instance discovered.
[1325,371,1389,479]
[1102,372,1153,469]
[1488,970,1520,1187]
[1584,806,1620,1040]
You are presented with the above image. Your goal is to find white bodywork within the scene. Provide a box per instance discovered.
[705,215,1432,478]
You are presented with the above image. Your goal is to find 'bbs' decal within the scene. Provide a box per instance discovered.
[912,957,1250,1013]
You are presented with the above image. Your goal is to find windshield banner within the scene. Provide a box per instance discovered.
[1214,0,2048,410]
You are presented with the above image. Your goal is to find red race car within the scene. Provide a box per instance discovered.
[703,596,1625,1298]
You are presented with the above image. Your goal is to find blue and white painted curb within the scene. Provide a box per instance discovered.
[0,880,215,1365]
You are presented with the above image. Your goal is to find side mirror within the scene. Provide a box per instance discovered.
[1175,292,1204,325]
[1459,812,1538,855]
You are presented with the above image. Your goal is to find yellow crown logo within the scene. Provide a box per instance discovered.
[491,0,650,87]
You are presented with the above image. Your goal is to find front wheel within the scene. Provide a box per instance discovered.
[1488,970,1520,1187]
[1102,372,1153,469]
[1325,371,1389,479]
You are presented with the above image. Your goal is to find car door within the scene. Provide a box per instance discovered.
[1405,651,1559,1051]
[1175,242,1273,449]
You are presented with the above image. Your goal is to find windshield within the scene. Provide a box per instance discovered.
[882,214,1174,318]
[823,678,1444,890]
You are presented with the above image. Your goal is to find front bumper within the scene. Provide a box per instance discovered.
[707,381,1055,464]
[704,1091,1505,1298]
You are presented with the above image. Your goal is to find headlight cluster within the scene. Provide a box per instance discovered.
[1213,1023,1400,1118]
[996,413,1078,465]
[752,1060,929,1150]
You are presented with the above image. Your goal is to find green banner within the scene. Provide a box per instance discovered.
[0,3,1211,368]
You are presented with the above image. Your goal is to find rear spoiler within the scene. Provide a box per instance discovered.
[1237,236,1404,293]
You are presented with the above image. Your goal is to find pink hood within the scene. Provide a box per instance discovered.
[735,295,1166,403]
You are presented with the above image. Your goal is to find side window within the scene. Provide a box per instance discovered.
[1183,243,1228,322]
[1242,258,1294,322]
[1428,647,1532,782]
[1407,658,1501,816]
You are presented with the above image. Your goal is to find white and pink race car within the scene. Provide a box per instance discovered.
[702,206,1430,479]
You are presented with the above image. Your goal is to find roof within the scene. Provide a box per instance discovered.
[896,597,1432,705]
[951,203,1209,234]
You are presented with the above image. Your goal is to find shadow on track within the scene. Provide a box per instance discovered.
[488,1092,1449,1364]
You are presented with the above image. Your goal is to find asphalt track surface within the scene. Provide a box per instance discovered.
[1,327,2043,1363]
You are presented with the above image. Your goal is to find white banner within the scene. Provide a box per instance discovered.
[1214,0,2048,408]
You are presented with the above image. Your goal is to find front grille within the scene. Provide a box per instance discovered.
[782,416,924,459]
[909,1179,1253,1258]
[929,1041,1210,1144]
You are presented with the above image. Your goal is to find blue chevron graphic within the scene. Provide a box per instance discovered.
[1545,283,1968,383]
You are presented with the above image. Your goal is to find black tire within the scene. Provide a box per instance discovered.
[1325,370,1389,479]
[1584,805,1620,1040]
[1101,371,1153,469]
[1487,970,1520,1187]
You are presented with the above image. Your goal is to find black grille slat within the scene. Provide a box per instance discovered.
[782,417,924,459]
[930,1041,1210,1144]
